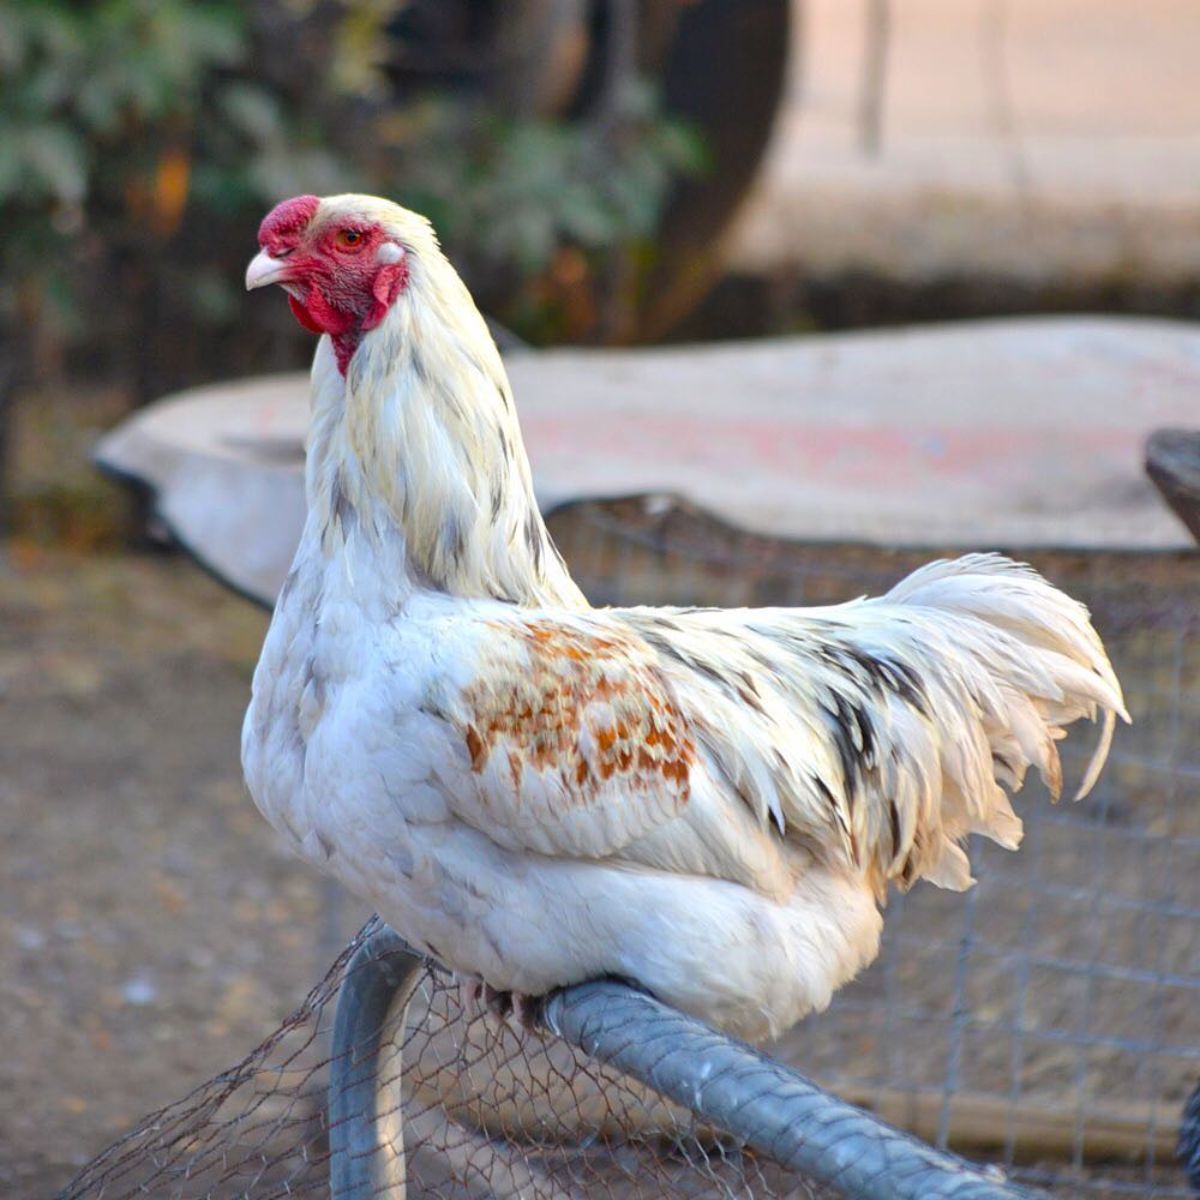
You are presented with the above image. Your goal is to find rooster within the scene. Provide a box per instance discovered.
[242,194,1126,1042]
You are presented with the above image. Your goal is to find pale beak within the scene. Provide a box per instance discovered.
[245,249,292,291]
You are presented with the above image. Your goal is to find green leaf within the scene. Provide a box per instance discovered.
[219,83,285,146]
[15,122,88,204]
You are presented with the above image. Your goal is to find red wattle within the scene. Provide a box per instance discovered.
[287,286,364,376]
[288,294,326,334]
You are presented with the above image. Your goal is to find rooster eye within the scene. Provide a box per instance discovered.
[336,229,365,251]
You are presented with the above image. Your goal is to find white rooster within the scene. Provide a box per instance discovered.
[242,194,1126,1042]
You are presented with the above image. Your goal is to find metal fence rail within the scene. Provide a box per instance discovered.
[545,985,1033,1200]
[329,922,1037,1200]
[329,926,419,1198]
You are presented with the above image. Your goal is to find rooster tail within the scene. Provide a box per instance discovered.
[622,554,1126,897]
[876,553,1128,888]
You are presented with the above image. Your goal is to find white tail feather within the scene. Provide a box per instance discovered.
[626,552,1128,896]
[875,553,1127,879]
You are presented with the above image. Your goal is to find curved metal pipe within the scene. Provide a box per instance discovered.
[330,923,1039,1199]
[328,925,426,1199]
[1180,1077,1200,1194]
[542,980,1040,1200]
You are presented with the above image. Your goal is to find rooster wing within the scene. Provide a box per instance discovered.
[428,614,695,860]
[431,554,1125,899]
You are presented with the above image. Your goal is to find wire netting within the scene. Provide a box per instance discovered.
[61,915,843,1200]
[62,496,1200,1200]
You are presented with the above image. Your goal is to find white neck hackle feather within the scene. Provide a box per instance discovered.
[303,195,585,609]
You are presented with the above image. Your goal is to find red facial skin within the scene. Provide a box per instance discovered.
[257,195,409,374]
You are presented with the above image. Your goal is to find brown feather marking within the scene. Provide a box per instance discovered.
[465,620,694,810]
[465,724,485,770]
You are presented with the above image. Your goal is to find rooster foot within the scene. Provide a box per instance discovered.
[459,978,543,1033]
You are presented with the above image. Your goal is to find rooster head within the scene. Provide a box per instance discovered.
[246,193,437,373]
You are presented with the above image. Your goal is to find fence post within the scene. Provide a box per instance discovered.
[328,926,425,1199]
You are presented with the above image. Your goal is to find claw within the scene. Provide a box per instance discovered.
[459,977,484,1013]
[458,978,542,1033]
[483,983,512,1020]
[511,992,542,1031]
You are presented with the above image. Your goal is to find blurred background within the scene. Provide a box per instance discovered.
[5,0,1199,545]
[2,2,1199,1197]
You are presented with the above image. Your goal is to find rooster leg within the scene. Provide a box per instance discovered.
[459,976,484,1014]
[457,977,512,1019]
[488,985,547,1032]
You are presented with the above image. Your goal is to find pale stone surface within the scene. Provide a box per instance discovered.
[728,0,1200,284]
[96,317,1199,606]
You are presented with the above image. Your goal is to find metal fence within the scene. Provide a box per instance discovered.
[552,497,1200,1199]
[61,915,1036,1200]
[60,497,1200,1199]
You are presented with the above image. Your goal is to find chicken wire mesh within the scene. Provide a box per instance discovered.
[61,496,1200,1200]
[61,916,847,1200]
[552,496,1200,1199]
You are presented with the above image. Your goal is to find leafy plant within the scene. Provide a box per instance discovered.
[381,83,706,340]
[1,1,275,384]
[0,0,705,395]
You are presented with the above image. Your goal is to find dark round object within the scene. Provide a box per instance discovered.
[382,0,792,339]
[636,0,793,339]
[1146,428,1200,546]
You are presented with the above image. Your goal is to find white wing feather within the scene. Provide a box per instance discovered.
[429,554,1125,899]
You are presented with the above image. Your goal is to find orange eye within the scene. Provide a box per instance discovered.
[335,228,365,251]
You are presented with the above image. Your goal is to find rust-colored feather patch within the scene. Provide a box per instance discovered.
[464,619,694,811]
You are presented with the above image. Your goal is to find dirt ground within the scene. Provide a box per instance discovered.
[0,548,370,1197]
[3,530,1197,1199]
